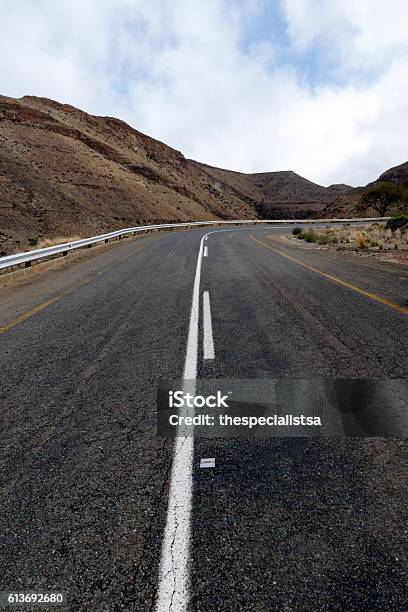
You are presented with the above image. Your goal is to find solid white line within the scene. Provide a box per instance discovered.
[155,387,193,612]
[156,232,206,611]
[203,291,215,360]
[204,246,208,257]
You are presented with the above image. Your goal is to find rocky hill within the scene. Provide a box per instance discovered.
[0,95,257,255]
[0,94,395,255]
[196,165,351,218]
[376,161,408,187]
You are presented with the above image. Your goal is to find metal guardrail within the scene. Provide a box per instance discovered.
[0,217,390,271]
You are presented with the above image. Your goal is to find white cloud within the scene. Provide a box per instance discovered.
[1,0,408,186]
[282,0,408,64]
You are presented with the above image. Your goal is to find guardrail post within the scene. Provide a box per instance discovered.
[105,239,109,243]
[63,251,67,256]
[25,261,31,268]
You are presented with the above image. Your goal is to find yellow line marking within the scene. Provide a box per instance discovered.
[0,239,154,335]
[0,296,63,334]
[250,234,408,317]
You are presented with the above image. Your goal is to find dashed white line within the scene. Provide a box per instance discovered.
[204,246,208,257]
[203,291,215,360]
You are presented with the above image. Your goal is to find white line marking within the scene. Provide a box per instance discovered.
[200,458,215,468]
[157,227,247,611]
[156,384,194,612]
[204,245,208,257]
[156,232,206,611]
[203,291,215,360]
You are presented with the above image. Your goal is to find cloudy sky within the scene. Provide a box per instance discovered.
[2,0,408,185]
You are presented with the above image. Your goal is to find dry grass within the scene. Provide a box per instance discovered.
[35,235,82,249]
[294,224,408,251]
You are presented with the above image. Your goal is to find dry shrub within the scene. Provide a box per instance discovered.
[355,231,367,249]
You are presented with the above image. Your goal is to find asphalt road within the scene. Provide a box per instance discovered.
[0,225,407,611]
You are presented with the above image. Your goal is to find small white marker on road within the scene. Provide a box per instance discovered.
[204,246,208,257]
[200,457,215,468]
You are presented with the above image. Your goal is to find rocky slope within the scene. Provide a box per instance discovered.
[0,94,400,255]
[0,95,257,255]
[198,164,356,218]
[376,161,408,187]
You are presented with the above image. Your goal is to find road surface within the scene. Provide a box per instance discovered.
[0,225,407,611]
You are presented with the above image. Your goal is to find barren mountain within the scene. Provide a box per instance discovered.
[0,95,258,255]
[195,164,349,217]
[0,94,388,255]
[376,160,408,187]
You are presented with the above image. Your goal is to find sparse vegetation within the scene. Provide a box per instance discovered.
[294,223,408,253]
[294,228,338,245]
